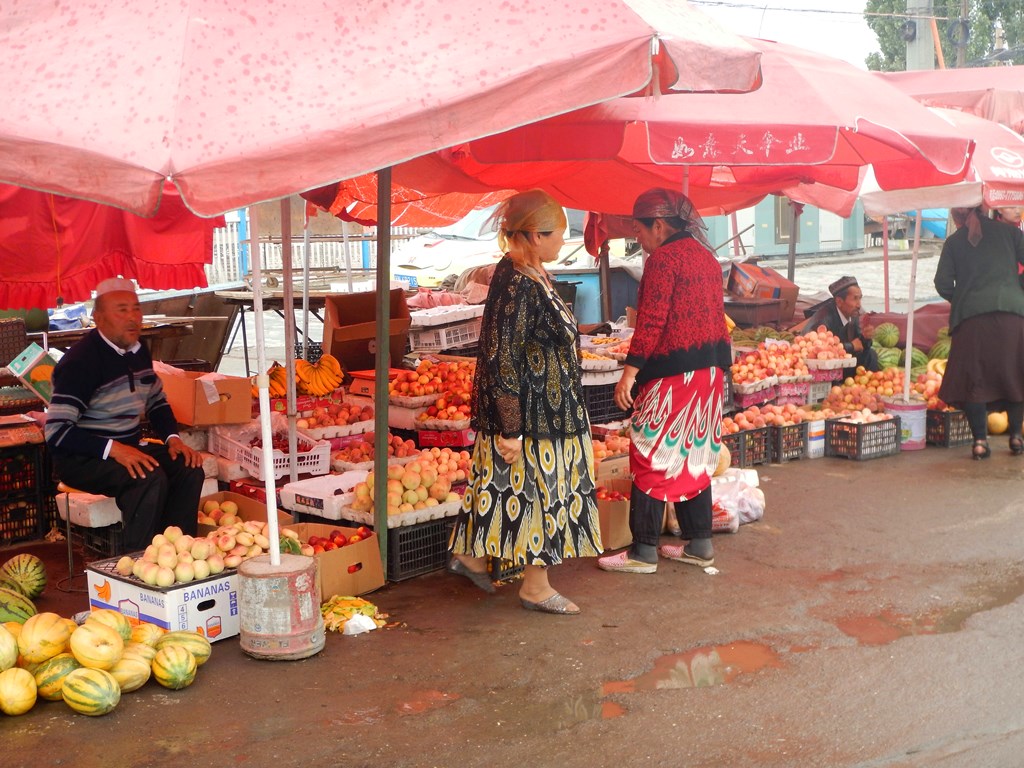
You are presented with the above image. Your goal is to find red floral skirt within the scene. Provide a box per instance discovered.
[630,368,723,502]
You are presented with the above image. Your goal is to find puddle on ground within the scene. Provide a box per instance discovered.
[395,689,461,715]
[837,571,1024,646]
[602,640,784,696]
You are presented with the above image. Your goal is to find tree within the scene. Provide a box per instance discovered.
[863,0,1024,71]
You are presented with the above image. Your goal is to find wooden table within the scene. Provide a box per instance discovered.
[216,290,331,376]
[28,322,194,350]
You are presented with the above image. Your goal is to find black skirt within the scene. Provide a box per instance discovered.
[939,312,1024,407]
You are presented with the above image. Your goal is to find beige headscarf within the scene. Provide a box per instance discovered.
[488,189,567,267]
[632,188,712,250]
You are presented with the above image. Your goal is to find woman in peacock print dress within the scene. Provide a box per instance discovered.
[448,189,602,615]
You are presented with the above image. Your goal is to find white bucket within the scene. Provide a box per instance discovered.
[883,397,926,451]
[806,419,826,459]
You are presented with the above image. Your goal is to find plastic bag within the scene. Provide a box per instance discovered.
[711,474,766,533]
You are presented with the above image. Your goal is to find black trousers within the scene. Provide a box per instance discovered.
[629,483,713,548]
[53,442,204,553]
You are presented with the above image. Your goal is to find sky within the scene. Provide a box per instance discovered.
[692,0,881,70]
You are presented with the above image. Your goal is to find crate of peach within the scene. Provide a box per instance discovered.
[341,452,470,527]
[330,432,420,472]
[209,425,331,481]
[297,400,375,439]
[580,349,621,371]
[593,434,630,461]
[389,358,475,409]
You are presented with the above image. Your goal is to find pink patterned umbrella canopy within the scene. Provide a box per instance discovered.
[0,0,761,217]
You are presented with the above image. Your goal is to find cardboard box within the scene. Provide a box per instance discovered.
[291,522,384,597]
[198,491,296,536]
[86,557,239,642]
[322,289,411,373]
[596,477,632,550]
[596,453,630,481]
[7,343,58,403]
[727,263,800,322]
[159,370,252,426]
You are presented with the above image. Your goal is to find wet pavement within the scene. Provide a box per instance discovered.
[5,444,1024,767]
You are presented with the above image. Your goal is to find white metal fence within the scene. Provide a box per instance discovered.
[207,220,426,286]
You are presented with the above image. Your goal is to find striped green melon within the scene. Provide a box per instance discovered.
[0,625,17,672]
[154,631,212,667]
[877,347,901,369]
[0,574,27,597]
[61,667,120,716]
[0,587,36,624]
[17,612,71,664]
[874,322,900,348]
[108,650,152,693]
[0,666,37,715]
[33,653,81,701]
[1,554,46,600]
[151,646,197,690]
[929,337,951,360]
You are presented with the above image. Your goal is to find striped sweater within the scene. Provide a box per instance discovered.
[45,330,179,458]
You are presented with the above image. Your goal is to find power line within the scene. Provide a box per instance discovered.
[690,1,954,22]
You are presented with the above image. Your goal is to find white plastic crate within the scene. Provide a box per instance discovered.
[208,429,330,481]
[408,317,482,352]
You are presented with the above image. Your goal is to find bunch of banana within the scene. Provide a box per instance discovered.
[295,353,343,396]
[249,362,291,398]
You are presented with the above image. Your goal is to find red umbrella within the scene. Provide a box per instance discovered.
[880,65,1024,133]
[316,39,974,225]
[0,0,762,218]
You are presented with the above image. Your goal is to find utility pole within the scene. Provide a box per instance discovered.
[906,0,936,70]
[955,0,969,67]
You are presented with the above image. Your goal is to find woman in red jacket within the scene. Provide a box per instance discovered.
[598,188,732,574]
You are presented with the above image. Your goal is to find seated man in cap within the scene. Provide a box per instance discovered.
[45,278,205,553]
[801,276,879,374]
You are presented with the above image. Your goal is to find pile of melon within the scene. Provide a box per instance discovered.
[0,553,210,717]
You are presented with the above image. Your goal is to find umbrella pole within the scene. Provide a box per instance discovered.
[786,200,801,283]
[373,168,393,573]
[281,198,299,484]
[902,210,923,402]
[599,239,612,323]
[248,207,282,567]
[883,218,891,313]
[342,227,354,293]
[301,209,311,360]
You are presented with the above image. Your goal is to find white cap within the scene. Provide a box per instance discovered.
[95,277,137,297]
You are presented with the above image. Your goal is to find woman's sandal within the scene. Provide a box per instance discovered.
[972,439,991,460]
[520,592,580,615]
[448,558,496,594]
[1010,436,1024,456]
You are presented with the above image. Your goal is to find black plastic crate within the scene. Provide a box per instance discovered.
[926,409,972,447]
[723,369,735,414]
[721,427,770,468]
[387,517,457,582]
[824,417,901,461]
[0,444,42,497]
[0,495,46,545]
[583,383,630,423]
[488,557,525,581]
[770,422,809,463]
[69,522,127,559]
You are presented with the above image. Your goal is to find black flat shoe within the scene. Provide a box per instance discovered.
[972,439,991,460]
[1010,436,1024,456]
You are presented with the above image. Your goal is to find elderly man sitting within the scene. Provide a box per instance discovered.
[45,277,205,553]
[802,275,879,374]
